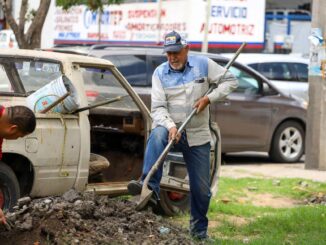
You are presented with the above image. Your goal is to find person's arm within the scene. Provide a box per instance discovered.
[193,58,238,113]
[0,208,6,224]
[151,72,181,142]
[150,72,176,130]
[206,58,238,103]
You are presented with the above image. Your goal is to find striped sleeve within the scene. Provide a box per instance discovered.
[206,58,238,103]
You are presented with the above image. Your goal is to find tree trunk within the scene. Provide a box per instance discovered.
[1,0,51,49]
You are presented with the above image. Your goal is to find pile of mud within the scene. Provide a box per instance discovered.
[0,189,196,244]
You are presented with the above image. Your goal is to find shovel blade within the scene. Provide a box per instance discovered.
[136,187,153,211]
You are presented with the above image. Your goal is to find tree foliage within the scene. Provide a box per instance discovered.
[56,0,122,12]
[0,0,122,49]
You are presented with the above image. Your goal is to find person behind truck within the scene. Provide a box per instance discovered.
[0,105,36,224]
[127,31,238,240]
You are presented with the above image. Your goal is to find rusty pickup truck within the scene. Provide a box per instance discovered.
[0,49,220,216]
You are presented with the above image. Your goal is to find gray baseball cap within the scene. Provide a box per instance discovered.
[163,31,187,53]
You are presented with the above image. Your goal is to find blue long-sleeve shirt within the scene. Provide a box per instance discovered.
[151,55,238,147]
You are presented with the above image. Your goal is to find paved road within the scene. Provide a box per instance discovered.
[221,152,326,182]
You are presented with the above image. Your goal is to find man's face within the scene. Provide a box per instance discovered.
[0,121,26,140]
[166,46,189,70]
[5,129,26,140]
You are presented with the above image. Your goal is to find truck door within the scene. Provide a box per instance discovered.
[6,59,81,196]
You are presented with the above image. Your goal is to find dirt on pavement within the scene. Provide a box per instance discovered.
[0,189,196,245]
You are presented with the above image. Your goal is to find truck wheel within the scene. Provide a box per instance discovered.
[154,190,189,216]
[0,162,20,210]
[269,121,304,163]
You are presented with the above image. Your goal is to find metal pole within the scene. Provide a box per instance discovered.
[156,0,162,44]
[201,0,211,53]
[305,0,326,170]
[98,10,102,42]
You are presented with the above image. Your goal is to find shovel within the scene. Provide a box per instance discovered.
[39,92,71,113]
[136,42,247,211]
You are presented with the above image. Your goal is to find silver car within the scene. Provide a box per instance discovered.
[222,53,309,102]
[84,46,307,163]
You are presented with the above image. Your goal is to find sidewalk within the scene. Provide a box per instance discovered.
[221,163,326,182]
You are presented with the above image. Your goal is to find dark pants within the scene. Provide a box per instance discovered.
[141,126,211,238]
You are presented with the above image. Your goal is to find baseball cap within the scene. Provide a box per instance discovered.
[163,31,187,53]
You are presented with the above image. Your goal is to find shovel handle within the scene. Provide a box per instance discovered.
[39,92,71,114]
[72,95,128,114]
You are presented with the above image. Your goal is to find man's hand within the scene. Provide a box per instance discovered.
[0,208,6,224]
[193,96,210,114]
[169,127,181,143]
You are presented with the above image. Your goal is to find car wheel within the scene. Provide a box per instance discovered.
[269,121,305,163]
[0,162,20,210]
[154,190,189,216]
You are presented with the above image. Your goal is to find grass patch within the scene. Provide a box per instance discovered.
[209,201,279,218]
[171,177,326,244]
[217,177,326,201]
[213,206,326,245]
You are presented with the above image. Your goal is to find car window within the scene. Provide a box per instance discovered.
[248,63,259,70]
[290,63,308,82]
[15,60,62,93]
[103,55,120,67]
[229,66,259,94]
[81,66,139,111]
[103,55,147,86]
[148,55,167,86]
[149,55,166,73]
[254,62,292,81]
[0,64,13,92]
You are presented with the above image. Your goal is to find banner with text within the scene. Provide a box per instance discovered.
[54,0,265,48]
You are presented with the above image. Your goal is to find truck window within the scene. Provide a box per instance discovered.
[0,64,13,92]
[103,55,147,87]
[15,60,62,93]
[81,66,139,111]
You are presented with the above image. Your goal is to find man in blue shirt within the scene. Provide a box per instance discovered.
[128,31,238,240]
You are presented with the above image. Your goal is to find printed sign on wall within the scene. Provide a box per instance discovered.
[54,0,265,48]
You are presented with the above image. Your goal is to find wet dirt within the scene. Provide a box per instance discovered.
[0,190,197,245]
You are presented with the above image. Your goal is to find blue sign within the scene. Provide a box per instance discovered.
[211,6,247,19]
[83,9,110,29]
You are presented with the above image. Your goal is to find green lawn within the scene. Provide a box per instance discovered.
[172,177,326,245]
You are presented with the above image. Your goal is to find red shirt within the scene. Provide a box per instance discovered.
[0,106,5,160]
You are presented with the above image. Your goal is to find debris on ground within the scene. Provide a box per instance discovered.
[0,189,198,245]
[305,192,326,205]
